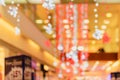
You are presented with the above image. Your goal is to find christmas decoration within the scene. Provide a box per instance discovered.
[0,0,6,6]
[102,32,110,43]
[93,29,103,40]
[42,0,55,10]
[43,23,53,34]
[8,6,18,18]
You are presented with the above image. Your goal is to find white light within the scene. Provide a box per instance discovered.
[106,13,112,18]
[63,19,69,23]
[64,25,69,29]
[66,34,71,38]
[35,20,43,24]
[78,46,84,51]
[66,62,70,66]
[70,5,73,8]
[57,44,64,51]
[70,17,73,20]
[48,16,51,19]
[58,73,63,78]
[66,69,71,73]
[104,20,110,24]
[43,23,53,34]
[94,8,97,12]
[83,19,89,24]
[95,3,99,7]
[52,34,56,38]
[94,19,98,23]
[15,27,21,35]
[101,25,107,29]
[95,14,98,18]
[82,30,88,34]
[53,61,58,67]
[17,18,20,22]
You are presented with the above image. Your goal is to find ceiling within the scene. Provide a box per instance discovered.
[33,3,120,53]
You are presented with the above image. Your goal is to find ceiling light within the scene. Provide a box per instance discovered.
[95,14,98,18]
[95,3,99,7]
[104,20,110,24]
[35,20,43,24]
[44,20,49,24]
[106,13,112,18]
[94,19,98,23]
[101,25,107,29]
[94,8,97,12]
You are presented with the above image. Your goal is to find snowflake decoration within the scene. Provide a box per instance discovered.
[8,6,18,18]
[42,0,55,10]
[93,29,103,40]
[43,23,53,34]
[0,0,6,6]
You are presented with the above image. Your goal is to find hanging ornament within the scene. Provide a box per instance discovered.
[8,6,18,18]
[0,0,6,6]
[42,0,55,10]
[102,32,110,43]
[93,29,103,40]
[43,23,53,34]
[14,27,21,35]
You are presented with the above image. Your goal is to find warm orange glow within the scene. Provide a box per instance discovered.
[28,39,40,50]
[0,19,14,32]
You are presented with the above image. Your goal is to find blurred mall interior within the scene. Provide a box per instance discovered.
[0,0,120,80]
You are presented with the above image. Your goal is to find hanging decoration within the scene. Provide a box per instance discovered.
[0,0,6,6]
[42,0,55,10]
[43,23,53,34]
[102,32,110,43]
[8,0,21,35]
[93,29,103,40]
[8,6,18,18]
[56,2,89,78]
